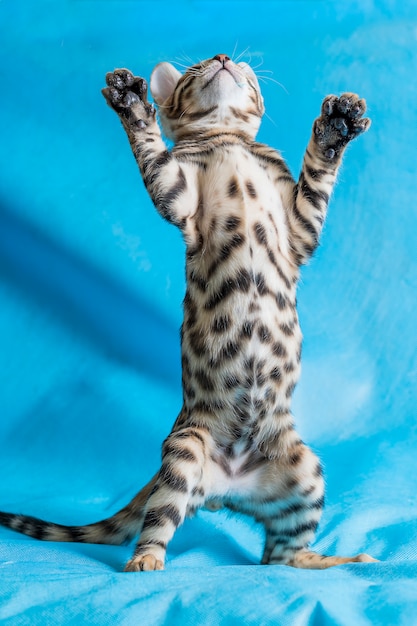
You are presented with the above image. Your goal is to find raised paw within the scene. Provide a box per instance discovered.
[102,68,155,125]
[124,554,165,572]
[314,92,371,160]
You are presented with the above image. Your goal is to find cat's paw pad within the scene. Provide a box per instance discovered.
[102,69,155,124]
[124,554,164,572]
[314,93,371,159]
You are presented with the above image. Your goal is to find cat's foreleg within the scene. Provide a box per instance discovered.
[102,69,195,227]
[289,93,371,264]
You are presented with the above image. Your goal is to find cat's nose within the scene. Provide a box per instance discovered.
[213,54,230,66]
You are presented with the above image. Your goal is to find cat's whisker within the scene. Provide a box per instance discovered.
[177,51,195,65]
[250,57,265,71]
[256,74,289,94]
[263,110,278,128]
[231,40,240,63]
[173,60,193,71]
[233,46,251,64]
[178,102,195,122]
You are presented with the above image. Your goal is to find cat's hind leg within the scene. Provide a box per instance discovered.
[124,427,209,572]
[287,550,378,569]
[260,444,376,569]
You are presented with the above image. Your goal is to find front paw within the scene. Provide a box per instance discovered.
[102,69,155,126]
[314,93,371,159]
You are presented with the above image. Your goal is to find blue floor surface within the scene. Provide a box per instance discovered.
[1,1,417,624]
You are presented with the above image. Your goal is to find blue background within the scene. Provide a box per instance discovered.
[1,1,417,624]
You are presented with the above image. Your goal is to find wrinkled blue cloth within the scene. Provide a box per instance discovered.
[1,1,417,624]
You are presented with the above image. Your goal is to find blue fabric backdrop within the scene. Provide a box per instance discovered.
[1,1,416,624]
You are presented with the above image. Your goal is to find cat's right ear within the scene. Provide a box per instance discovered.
[150,63,182,105]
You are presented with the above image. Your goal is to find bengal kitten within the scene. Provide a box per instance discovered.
[0,54,376,572]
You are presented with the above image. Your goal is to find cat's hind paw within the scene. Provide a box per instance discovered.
[314,93,371,160]
[124,554,164,572]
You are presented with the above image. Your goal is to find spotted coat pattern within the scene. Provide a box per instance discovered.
[0,55,375,572]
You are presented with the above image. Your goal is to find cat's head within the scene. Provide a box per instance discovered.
[150,55,264,142]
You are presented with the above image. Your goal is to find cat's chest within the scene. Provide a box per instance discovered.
[194,148,291,265]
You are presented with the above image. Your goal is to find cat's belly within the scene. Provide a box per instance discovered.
[181,286,302,427]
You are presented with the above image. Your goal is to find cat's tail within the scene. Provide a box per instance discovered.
[0,474,158,546]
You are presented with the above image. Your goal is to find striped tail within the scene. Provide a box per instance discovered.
[0,475,157,545]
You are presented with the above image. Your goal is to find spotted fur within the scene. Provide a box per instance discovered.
[0,54,375,571]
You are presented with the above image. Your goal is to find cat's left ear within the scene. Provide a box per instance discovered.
[150,62,182,105]
[238,62,260,91]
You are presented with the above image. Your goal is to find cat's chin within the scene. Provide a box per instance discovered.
[206,66,248,98]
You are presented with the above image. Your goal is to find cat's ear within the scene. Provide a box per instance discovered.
[150,63,182,105]
[238,62,260,91]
